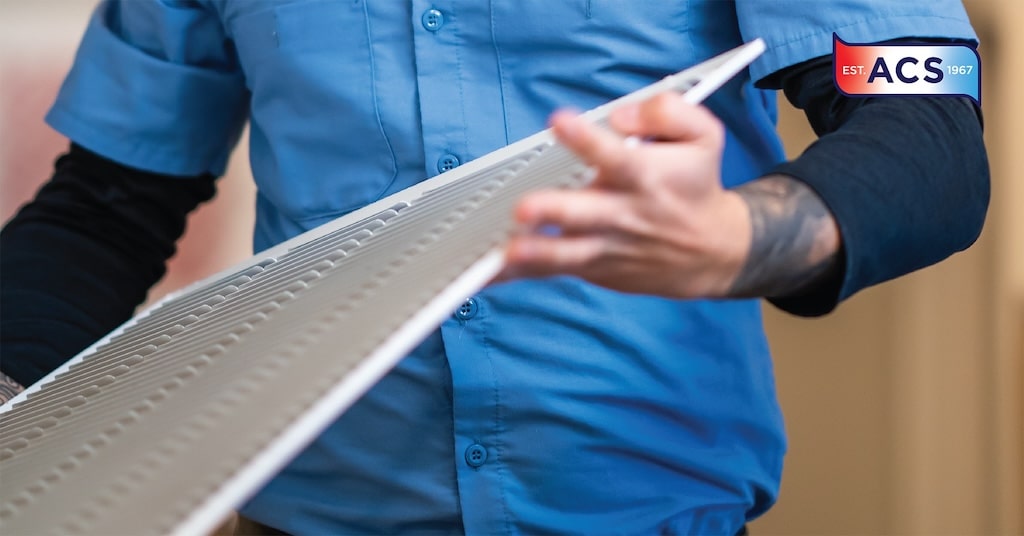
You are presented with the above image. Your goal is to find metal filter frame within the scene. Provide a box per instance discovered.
[0,40,764,536]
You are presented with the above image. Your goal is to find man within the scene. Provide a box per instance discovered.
[0,1,988,534]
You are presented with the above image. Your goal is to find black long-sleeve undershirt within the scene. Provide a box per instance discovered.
[764,55,989,315]
[0,147,216,387]
[0,56,989,387]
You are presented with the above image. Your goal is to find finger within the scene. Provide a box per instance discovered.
[550,110,637,185]
[514,189,633,233]
[504,234,607,278]
[609,93,723,147]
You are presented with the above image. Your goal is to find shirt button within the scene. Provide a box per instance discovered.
[437,153,460,173]
[453,298,478,321]
[421,8,445,32]
[465,443,488,468]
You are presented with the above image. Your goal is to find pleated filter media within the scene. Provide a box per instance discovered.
[0,40,763,535]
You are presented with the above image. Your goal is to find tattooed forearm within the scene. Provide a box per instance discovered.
[729,174,841,298]
[1,371,25,405]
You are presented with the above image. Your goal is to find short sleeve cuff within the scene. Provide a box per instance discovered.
[45,4,248,176]
[749,14,978,84]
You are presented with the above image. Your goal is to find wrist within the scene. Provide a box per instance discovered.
[699,189,753,297]
[728,174,842,298]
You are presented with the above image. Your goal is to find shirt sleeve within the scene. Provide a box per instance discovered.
[735,0,979,85]
[45,0,249,176]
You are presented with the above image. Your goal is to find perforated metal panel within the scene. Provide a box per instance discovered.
[0,41,763,536]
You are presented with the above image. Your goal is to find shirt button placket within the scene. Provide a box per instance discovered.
[413,3,507,532]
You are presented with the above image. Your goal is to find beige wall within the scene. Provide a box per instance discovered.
[1,1,1020,534]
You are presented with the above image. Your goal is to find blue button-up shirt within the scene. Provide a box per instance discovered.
[47,1,976,533]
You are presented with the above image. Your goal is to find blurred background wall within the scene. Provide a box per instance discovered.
[0,1,1019,534]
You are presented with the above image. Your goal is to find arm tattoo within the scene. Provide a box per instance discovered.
[729,174,841,298]
[0,371,24,405]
